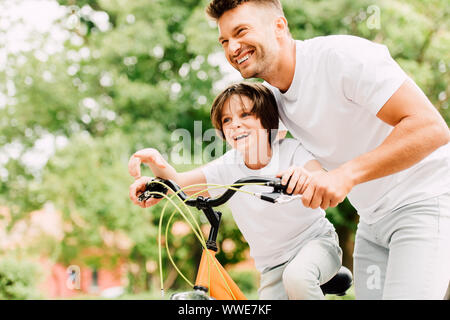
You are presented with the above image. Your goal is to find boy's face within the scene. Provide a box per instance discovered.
[217,2,281,80]
[221,95,270,157]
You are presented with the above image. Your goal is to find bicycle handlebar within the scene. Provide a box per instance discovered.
[137,176,296,208]
[137,176,354,297]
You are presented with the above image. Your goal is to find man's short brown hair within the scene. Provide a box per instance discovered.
[206,0,284,21]
[210,82,279,141]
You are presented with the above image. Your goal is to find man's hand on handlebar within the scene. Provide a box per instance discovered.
[276,165,353,210]
[276,166,311,195]
[301,168,353,210]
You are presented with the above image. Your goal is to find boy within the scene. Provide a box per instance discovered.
[128,82,342,299]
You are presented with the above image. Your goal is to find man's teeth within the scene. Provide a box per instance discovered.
[237,53,251,64]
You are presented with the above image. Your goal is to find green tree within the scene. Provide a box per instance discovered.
[0,257,42,300]
[0,0,448,295]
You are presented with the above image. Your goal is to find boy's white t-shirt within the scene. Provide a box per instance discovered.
[201,138,335,272]
[264,35,450,224]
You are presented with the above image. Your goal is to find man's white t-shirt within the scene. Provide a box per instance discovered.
[201,138,335,272]
[264,35,450,224]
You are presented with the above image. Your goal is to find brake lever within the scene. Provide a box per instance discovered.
[137,178,168,202]
[256,176,304,204]
[274,194,302,204]
[255,192,301,204]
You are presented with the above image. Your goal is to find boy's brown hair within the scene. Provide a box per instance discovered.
[206,0,284,21]
[210,82,279,141]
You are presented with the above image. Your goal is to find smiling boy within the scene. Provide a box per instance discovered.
[129,82,342,299]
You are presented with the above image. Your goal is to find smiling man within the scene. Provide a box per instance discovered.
[206,0,450,300]
[215,0,294,90]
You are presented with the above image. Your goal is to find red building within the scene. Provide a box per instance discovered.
[0,204,129,299]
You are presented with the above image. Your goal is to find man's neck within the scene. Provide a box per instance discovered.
[264,38,296,93]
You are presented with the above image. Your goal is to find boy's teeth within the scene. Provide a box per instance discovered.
[234,133,249,140]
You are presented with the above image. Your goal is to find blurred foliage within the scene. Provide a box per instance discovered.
[0,0,448,296]
[0,257,42,299]
[228,269,259,295]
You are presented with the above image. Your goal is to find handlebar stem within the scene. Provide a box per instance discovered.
[192,196,221,251]
[202,207,221,252]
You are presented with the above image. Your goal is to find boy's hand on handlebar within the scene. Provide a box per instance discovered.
[129,176,162,208]
[276,166,312,195]
[128,148,166,179]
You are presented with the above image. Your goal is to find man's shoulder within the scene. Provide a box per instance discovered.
[301,34,371,46]
[299,35,383,57]
[276,138,315,164]
[276,138,301,153]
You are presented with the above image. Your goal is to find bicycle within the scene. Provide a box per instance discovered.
[137,176,353,300]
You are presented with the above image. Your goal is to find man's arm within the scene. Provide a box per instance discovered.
[341,78,449,185]
[302,78,450,210]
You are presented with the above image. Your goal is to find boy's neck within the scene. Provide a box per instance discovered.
[243,143,273,170]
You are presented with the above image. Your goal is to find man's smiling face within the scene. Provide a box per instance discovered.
[218,2,280,79]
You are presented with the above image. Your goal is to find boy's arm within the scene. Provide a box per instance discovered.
[128,148,209,208]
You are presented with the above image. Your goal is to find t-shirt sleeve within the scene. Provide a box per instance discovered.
[278,119,287,131]
[291,141,316,167]
[200,159,225,199]
[200,151,239,198]
[328,37,408,116]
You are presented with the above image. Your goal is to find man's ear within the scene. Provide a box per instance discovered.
[274,16,289,37]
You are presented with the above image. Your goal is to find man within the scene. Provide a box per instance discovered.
[205,0,450,299]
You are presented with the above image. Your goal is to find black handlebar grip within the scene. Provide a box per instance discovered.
[270,177,290,195]
[137,178,168,202]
